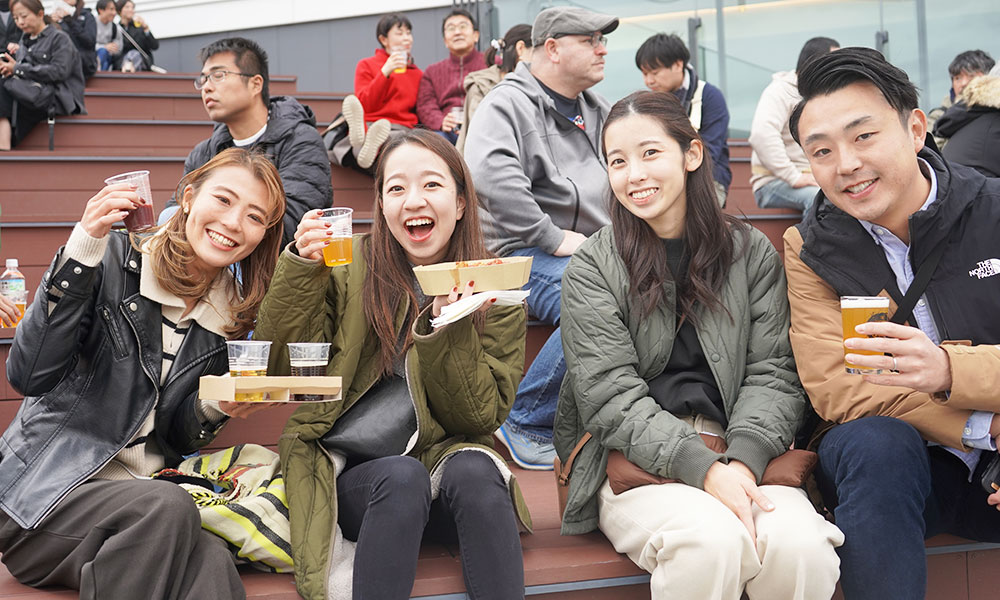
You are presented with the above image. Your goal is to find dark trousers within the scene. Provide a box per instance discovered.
[337,452,525,600]
[0,479,244,600]
[0,86,47,147]
[817,416,1000,600]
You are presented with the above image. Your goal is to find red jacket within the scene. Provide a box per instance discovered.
[416,49,487,130]
[354,48,422,127]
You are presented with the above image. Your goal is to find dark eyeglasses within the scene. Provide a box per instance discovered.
[194,70,254,90]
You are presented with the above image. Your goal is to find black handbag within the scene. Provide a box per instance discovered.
[322,113,349,161]
[3,76,54,109]
[319,376,417,467]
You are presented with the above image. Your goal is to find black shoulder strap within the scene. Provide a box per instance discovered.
[890,239,947,325]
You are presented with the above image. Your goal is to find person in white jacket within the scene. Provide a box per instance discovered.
[749,37,838,211]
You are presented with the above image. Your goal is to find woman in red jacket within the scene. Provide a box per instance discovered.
[334,13,422,170]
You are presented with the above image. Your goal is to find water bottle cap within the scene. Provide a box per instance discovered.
[5,259,17,269]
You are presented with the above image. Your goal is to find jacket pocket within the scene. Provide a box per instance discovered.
[98,304,129,361]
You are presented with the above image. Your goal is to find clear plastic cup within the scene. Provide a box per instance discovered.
[450,105,465,132]
[319,208,353,267]
[288,342,332,401]
[840,296,890,374]
[390,45,408,74]
[226,340,272,401]
[104,170,155,232]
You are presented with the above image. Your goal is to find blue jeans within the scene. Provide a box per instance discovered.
[504,247,570,444]
[816,417,1000,600]
[753,178,818,211]
[96,47,114,72]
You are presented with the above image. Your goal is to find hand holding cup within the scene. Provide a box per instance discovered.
[80,183,142,239]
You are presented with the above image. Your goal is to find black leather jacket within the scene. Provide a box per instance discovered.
[0,232,229,529]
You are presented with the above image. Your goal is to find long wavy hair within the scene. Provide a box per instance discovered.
[363,129,491,375]
[144,148,286,339]
[602,91,746,321]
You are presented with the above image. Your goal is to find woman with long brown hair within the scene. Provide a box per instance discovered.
[256,128,530,600]
[555,91,844,599]
[0,147,286,599]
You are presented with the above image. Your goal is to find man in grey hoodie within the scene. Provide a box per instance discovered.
[464,6,618,470]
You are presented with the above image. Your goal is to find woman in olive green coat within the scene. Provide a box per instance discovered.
[555,91,843,600]
[255,129,530,600]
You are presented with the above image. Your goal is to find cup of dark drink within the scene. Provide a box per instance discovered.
[105,170,155,232]
[288,342,332,401]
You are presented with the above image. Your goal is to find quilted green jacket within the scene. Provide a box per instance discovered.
[254,235,531,600]
[554,225,806,535]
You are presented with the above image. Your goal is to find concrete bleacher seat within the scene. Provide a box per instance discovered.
[2,72,999,599]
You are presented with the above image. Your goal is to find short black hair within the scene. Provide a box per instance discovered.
[635,33,689,72]
[442,8,477,36]
[198,37,271,106]
[95,0,115,12]
[790,47,918,144]
[376,13,412,47]
[948,49,995,77]
[796,36,839,74]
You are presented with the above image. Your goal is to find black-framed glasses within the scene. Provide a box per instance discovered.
[553,32,607,49]
[194,70,254,90]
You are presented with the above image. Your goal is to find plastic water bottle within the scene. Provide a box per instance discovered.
[0,258,26,327]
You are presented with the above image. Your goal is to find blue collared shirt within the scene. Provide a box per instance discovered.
[859,159,993,476]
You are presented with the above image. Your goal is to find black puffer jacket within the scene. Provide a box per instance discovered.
[934,75,1000,178]
[57,8,97,80]
[8,24,85,115]
[0,233,229,530]
[168,96,333,248]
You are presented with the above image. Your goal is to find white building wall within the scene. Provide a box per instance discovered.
[66,0,450,39]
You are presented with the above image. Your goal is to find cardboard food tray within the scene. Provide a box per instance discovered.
[412,256,532,296]
[199,375,342,403]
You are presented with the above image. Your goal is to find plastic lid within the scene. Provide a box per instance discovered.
[5,259,17,269]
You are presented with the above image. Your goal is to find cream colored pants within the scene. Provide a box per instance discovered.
[597,479,844,600]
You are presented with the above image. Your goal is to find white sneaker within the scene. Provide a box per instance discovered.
[342,94,366,152]
[357,119,391,170]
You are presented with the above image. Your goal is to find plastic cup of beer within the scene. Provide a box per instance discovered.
[319,208,353,267]
[288,342,332,401]
[104,170,155,232]
[841,296,890,374]
[226,340,272,401]
[390,46,408,74]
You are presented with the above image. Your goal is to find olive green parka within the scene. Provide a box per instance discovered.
[554,226,806,535]
[254,236,531,600]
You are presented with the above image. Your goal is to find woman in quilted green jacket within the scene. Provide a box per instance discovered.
[255,129,529,600]
[555,91,844,600]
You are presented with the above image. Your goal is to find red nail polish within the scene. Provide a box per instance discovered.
[468,280,475,287]
[490,298,497,303]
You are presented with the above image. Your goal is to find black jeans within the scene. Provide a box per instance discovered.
[337,452,524,600]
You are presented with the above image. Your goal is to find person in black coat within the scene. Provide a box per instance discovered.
[0,0,85,150]
[51,0,97,80]
[115,0,157,71]
[933,74,1000,178]
[0,0,20,54]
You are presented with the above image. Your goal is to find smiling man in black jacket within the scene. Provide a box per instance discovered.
[161,37,331,248]
[784,47,1000,600]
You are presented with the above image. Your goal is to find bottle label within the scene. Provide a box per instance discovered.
[0,279,26,295]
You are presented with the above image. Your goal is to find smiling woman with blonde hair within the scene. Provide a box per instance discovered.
[0,147,285,599]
